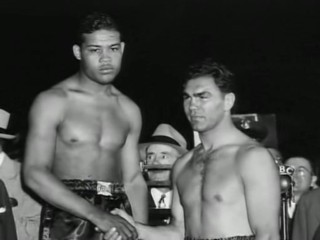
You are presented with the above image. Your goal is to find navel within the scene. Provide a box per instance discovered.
[214,194,223,202]
[69,138,79,143]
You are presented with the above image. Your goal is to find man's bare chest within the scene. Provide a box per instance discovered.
[177,150,242,205]
[58,100,129,147]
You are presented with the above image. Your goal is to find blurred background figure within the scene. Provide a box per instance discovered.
[0,108,41,240]
[140,123,187,225]
[292,187,320,240]
[0,179,17,240]
[285,156,318,215]
[284,155,318,239]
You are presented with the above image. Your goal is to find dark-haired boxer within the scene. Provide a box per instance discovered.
[23,11,147,240]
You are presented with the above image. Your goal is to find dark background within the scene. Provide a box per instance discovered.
[0,0,320,161]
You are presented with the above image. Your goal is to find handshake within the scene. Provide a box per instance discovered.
[95,209,140,240]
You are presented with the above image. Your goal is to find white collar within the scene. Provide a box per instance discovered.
[151,188,172,209]
[0,152,5,167]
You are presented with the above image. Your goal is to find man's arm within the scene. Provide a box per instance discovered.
[120,99,148,224]
[109,161,186,240]
[23,90,136,238]
[239,146,281,240]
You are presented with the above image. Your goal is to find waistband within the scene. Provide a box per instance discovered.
[184,236,255,240]
[62,179,125,197]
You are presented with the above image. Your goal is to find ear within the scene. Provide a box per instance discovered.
[311,175,318,189]
[120,42,125,53]
[224,92,235,111]
[72,44,81,60]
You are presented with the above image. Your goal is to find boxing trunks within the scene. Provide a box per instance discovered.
[40,179,130,240]
[184,236,255,240]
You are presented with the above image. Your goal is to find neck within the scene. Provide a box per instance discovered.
[293,192,304,202]
[199,116,239,151]
[76,72,113,95]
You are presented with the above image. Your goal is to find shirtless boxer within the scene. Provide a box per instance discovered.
[111,59,280,240]
[23,12,147,240]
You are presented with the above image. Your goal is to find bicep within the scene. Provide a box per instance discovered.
[169,161,185,234]
[240,148,281,234]
[24,93,63,170]
[120,101,142,182]
[170,183,185,231]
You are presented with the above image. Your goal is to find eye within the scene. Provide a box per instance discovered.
[146,154,155,162]
[110,46,120,52]
[183,94,190,100]
[89,48,100,53]
[199,93,210,99]
[160,154,169,159]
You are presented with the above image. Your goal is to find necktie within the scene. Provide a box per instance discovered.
[158,193,166,208]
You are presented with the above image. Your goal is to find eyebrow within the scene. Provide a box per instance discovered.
[183,90,210,96]
[86,42,121,48]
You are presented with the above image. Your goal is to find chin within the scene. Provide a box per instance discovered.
[98,77,115,85]
[191,123,206,132]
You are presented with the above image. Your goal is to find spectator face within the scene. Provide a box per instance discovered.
[285,157,317,195]
[146,144,180,182]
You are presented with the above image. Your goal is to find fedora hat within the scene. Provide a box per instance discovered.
[0,109,16,140]
[139,124,187,161]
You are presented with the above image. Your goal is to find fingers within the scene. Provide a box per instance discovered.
[110,208,120,215]
[116,217,138,240]
[103,227,122,240]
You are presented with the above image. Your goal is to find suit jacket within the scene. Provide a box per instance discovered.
[148,189,172,226]
[0,179,18,240]
[292,188,320,240]
[0,154,42,240]
[313,224,320,240]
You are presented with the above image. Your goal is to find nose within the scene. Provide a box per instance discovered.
[99,49,111,63]
[189,97,199,110]
[154,156,162,164]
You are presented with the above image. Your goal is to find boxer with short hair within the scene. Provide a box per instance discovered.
[109,59,280,240]
[23,11,147,240]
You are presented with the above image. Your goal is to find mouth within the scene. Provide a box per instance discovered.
[99,65,114,73]
[190,115,203,121]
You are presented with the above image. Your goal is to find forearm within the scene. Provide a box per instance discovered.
[124,174,148,223]
[24,167,102,222]
[137,222,183,240]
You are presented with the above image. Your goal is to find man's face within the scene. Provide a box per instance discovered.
[183,76,228,133]
[146,144,180,182]
[285,157,314,194]
[74,29,124,85]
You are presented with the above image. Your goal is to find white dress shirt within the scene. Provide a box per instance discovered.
[150,188,173,209]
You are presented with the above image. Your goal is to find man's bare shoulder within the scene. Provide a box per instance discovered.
[172,145,200,177]
[29,80,71,122]
[32,87,67,109]
[236,143,278,174]
[112,87,141,122]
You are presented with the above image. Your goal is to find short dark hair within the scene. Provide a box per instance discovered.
[184,58,235,94]
[76,11,121,45]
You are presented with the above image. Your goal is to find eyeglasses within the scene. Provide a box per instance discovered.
[292,166,313,177]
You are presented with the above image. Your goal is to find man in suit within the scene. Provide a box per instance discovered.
[292,188,320,240]
[0,108,42,240]
[140,123,187,225]
[0,179,17,240]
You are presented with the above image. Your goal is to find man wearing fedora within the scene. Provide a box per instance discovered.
[109,59,280,240]
[140,124,187,225]
[0,108,41,240]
